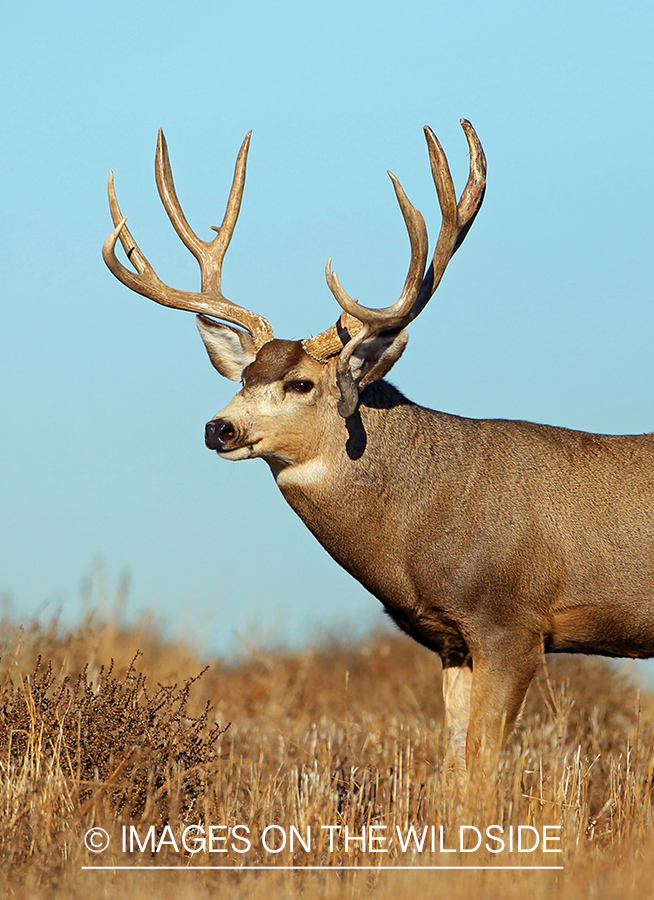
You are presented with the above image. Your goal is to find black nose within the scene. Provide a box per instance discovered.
[205,419,237,451]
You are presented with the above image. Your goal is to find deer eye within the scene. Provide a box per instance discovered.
[286,379,314,394]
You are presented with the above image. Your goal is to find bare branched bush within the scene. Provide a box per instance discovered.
[0,634,228,882]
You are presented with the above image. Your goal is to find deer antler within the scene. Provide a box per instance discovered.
[304,119,486,417]
[102,131,274,350]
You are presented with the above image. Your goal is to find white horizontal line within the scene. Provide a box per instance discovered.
[83,865,563,871]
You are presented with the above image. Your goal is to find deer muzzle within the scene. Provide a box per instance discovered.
[205,418,238,452]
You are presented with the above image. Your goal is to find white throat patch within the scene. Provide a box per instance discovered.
[275,458,327,489]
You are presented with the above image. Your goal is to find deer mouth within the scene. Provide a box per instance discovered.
[204,420,262,459]
[216,437,263,459]
[216,444,255,460]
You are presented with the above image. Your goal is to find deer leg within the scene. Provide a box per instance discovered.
[466,637,541,771]
[441,658,473,774]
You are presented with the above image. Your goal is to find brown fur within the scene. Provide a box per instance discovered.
[212,352,654,771]
[242,340,307,388]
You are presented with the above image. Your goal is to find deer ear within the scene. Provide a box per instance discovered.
[348,329,409,386]
[196,315,257,381]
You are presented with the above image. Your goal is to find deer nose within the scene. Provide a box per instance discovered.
[205,419,237,451]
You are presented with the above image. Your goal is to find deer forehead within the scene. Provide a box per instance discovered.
[242,338,327,388]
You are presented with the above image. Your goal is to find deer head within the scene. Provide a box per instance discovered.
[103,122,486,472]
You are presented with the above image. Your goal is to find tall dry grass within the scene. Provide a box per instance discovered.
[0,606,653,899]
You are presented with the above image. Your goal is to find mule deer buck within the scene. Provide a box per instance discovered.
[103,121,654,772]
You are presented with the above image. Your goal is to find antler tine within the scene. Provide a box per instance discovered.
[455,119,487,249]
[102,177,256,320]
[320,176,428,417]
[325,172,429,329]
[422,119,486,296]
[103,134,275,350]
[103,172,176,302]
[155,130,251,296]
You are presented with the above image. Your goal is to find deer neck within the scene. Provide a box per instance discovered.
[269,383,456,604]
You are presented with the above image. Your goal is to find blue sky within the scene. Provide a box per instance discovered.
[1,0,653,656]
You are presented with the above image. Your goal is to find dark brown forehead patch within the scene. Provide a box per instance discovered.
[242,339,310,387]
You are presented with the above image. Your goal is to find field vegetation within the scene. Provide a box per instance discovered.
[1,602,653,899]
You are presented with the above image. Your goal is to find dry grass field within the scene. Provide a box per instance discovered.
[1,605,654,899]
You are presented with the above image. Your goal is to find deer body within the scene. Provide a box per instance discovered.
[276,383,654,666]
[103,121,653,770]
[206,337,654,766]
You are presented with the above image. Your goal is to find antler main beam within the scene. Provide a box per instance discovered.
[102,131,274,350]
[308,119,486,417]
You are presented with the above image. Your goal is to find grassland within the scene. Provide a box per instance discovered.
[1,607,653,899]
